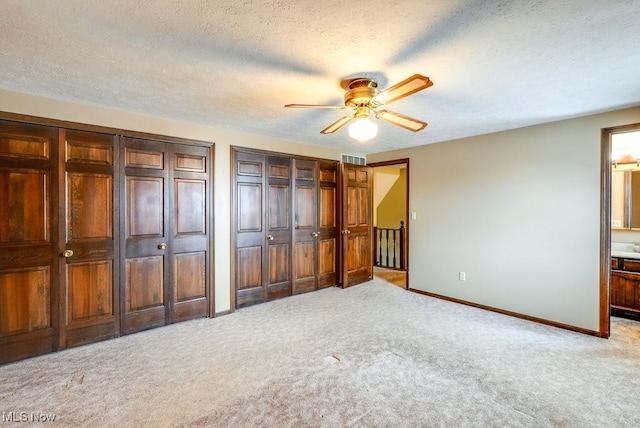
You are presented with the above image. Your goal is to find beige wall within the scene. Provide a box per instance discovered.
[373,166,400,225]
[4,87,640,332]
[377,168,407,229]
[0,89,343,314]
[369,106,640,332]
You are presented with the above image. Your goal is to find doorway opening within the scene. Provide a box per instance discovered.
[369,159,409,290]
[602,123,640,341]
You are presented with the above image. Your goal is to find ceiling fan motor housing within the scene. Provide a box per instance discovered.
[344,78,379,108]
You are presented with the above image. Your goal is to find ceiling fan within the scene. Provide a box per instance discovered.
[285,74,433,142]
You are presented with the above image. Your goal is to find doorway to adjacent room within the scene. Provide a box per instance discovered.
[369,159,409,290]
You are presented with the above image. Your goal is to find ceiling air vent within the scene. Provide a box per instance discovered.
[341,154,366,166]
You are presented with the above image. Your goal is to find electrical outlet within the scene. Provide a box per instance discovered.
[459,271,466,281]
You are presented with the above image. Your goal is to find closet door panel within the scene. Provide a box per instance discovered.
[234,151,267,308]
[127,177,164,237]
[61,129,119,348]
[66,261,113,321]
[293,159,317,294]
[318,161,338,289]
[175,180,205,234]
[126,256,164,311]
[265,156,292,301]
[170,145,210,322]
[0,121,57,364]
[121,139,168,334]
[0,171,48,243]
[67,173,113,240]
[173,252,205,302]
[236,246,263,307]
[0,267,50,334]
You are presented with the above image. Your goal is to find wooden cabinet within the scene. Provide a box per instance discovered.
[0,117,212,364]
[232,148,339,308]
[611,257,640,315]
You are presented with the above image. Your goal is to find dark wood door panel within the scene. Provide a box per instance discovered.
[318,238,337,289]
[121,138,169,334]
[123,139,210,329]
[66,261,113,322]
[0,170,49,244]
[125,256,165,311]
[124,144,164,169]
[294,241,316,294]
[238,183,263,232]
[268,184,290,230]
[61,129,119,349]
[175,179,206,235]
[341,163,373,288]
[0,267,51,335]
[122,255,165,334]
[171,249,208,321]
[126,176,165,237]
[293,159,317,295]
[173,252,206,301]
[318,161,338,288]
[66,173,113,241]
[267,242,291,300]
[266,156,292,300]
[0,119,57,364]
[0,121,53,160]
[169,144,210,322]
[234,151,266,307]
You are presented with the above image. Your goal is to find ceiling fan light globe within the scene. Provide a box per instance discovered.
[349,118,378,142]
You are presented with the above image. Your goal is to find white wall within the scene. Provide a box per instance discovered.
[0,89,343,315]
[369,107,640,332]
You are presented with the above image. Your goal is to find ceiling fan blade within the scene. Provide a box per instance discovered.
[371,74,433,107]
[285,104,347,109]
[375,110,427,132]
[320,114,355,134]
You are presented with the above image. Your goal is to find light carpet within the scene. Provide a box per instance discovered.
[1,278,639,427]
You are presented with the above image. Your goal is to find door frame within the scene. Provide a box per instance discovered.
[601,122,640,338]
[368,158,410,290]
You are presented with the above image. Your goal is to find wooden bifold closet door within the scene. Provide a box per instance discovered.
[232,148,338,309]
[234,151,293,307]
[0,121,59,362]
[0,117,212,364]
[121,137,210,334]
[60,129,120,348]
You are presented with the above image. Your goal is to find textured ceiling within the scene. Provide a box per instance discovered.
[1,0,639,154]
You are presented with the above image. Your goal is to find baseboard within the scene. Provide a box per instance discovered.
[408,288,603,338]
[214,309,233,317]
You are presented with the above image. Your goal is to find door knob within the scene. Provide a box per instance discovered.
[62,249,74,258]
[311,231,319,238]
[342,229,351,235]
[266,235,274,241]
[158,243,167,250]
